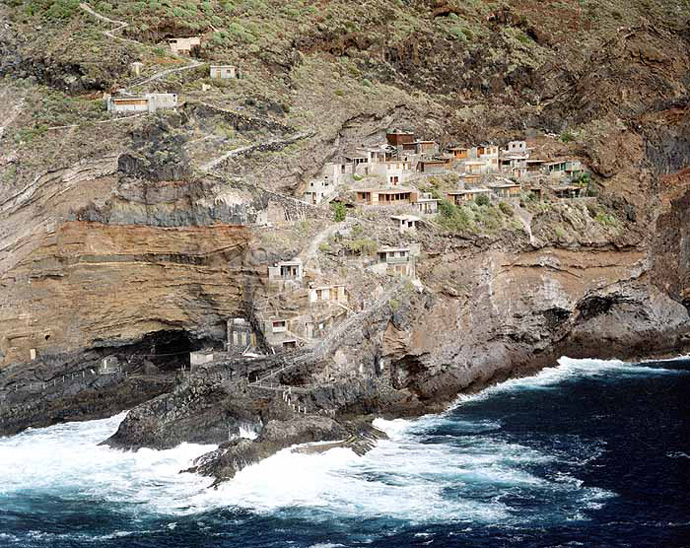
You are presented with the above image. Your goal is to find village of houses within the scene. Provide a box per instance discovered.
[188,125,591,373]
[103,34,591,373]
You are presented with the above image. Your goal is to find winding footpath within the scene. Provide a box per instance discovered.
[79,2,201,91]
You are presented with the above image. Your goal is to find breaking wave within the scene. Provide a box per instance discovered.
[0,355,687,546]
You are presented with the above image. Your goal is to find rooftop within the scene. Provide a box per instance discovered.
[391,215,422,222]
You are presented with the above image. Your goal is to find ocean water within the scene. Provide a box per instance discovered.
[0,356,689,547]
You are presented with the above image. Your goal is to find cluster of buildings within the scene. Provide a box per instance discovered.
[107,33,238,115]
[303,130,590,211]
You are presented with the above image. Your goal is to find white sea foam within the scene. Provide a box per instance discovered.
[0,413,215,515]
[453,356,686,406]
[3,356,664,525]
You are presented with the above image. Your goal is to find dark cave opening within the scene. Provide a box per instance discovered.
[132,330,204,372]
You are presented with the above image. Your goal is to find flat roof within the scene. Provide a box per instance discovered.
[489,182,520,188]
[551,185,581,191]
[391,215,422,221]
[378,247,411,253]
[357,187,416,193]
[448,188,492,195]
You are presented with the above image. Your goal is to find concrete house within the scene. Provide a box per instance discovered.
[268,259,303,283]
[505,141,528,154]
[167,36,201,55]
[303,179,333,205]
[130,62,144,77]
[189,350,215,369]
[500,155,528,179]
[418,159,447,174]
[263,317,300,351]
[489,181,522,199]
[369,160,414,186]
[107,93,178,114]
[374,247,415,277]
[226,318,257,351]
[448,146,470,159]
[355,188,419,206]
[551,185,584,199]
[392,214,421,233]
[414,140,439,155]
[414,193,440,215]
[309,285,348,305]
[210,65,237,79]
[447,188,492,205]
[545,160,584,180]
[386,130,416,149]
[463,159,491,175]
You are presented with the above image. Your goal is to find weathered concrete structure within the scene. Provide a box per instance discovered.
[107,93,178,114]
[210,65,237,79]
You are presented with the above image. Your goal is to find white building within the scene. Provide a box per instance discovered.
[210,65,237,79]
[167,36,201,55]
[369,160,415,186]
[391,214,421,233]
[268,259,303,283]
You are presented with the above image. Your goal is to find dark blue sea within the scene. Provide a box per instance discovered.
[1,356,689,547]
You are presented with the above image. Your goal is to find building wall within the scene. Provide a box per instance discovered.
[210,66,236,79]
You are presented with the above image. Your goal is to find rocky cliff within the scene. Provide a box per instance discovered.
[1,0,689,480]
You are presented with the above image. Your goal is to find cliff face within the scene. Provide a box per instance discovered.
[0,0,689,447]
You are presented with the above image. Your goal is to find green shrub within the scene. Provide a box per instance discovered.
[560,131,575,143]
[331,201,346,222]
[437,199,472,232]
[498,201,514,216]
[475,193,490,206]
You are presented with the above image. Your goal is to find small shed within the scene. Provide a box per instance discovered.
[210,65,237,79]
[392,214,421,233]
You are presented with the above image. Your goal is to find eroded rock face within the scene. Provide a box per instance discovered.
[0,221,251,366]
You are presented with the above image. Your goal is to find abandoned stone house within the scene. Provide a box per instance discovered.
[226,318,257,351]
[449,146,470,159]
[209,65,237,79]
[391,214,421,233]
[167,36,201,55]
[417,159,447,174]
[263,317,299,351]
[189,350,215,370]
[500,155,528,179]
[107,93,178,114]
[414,193,440,215]
[415,140,439,155]
[505,141,528,154]
[462,159,493,175]
[309,284,348,305]
[268,259,304,283]
[489,181,522,199]
[130,61,144,77]
[386,129,416,149]
[303,179,332,205]
[551,185,584,199]
[369,160,415,186]
[546,160,584,180]
[447,188,492,205]
[355,188,419,206]
[374,247,416,278]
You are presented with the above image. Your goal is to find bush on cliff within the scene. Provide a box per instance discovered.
[331,201,346,222]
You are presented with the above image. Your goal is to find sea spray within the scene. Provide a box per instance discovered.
[0,357,687,547]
